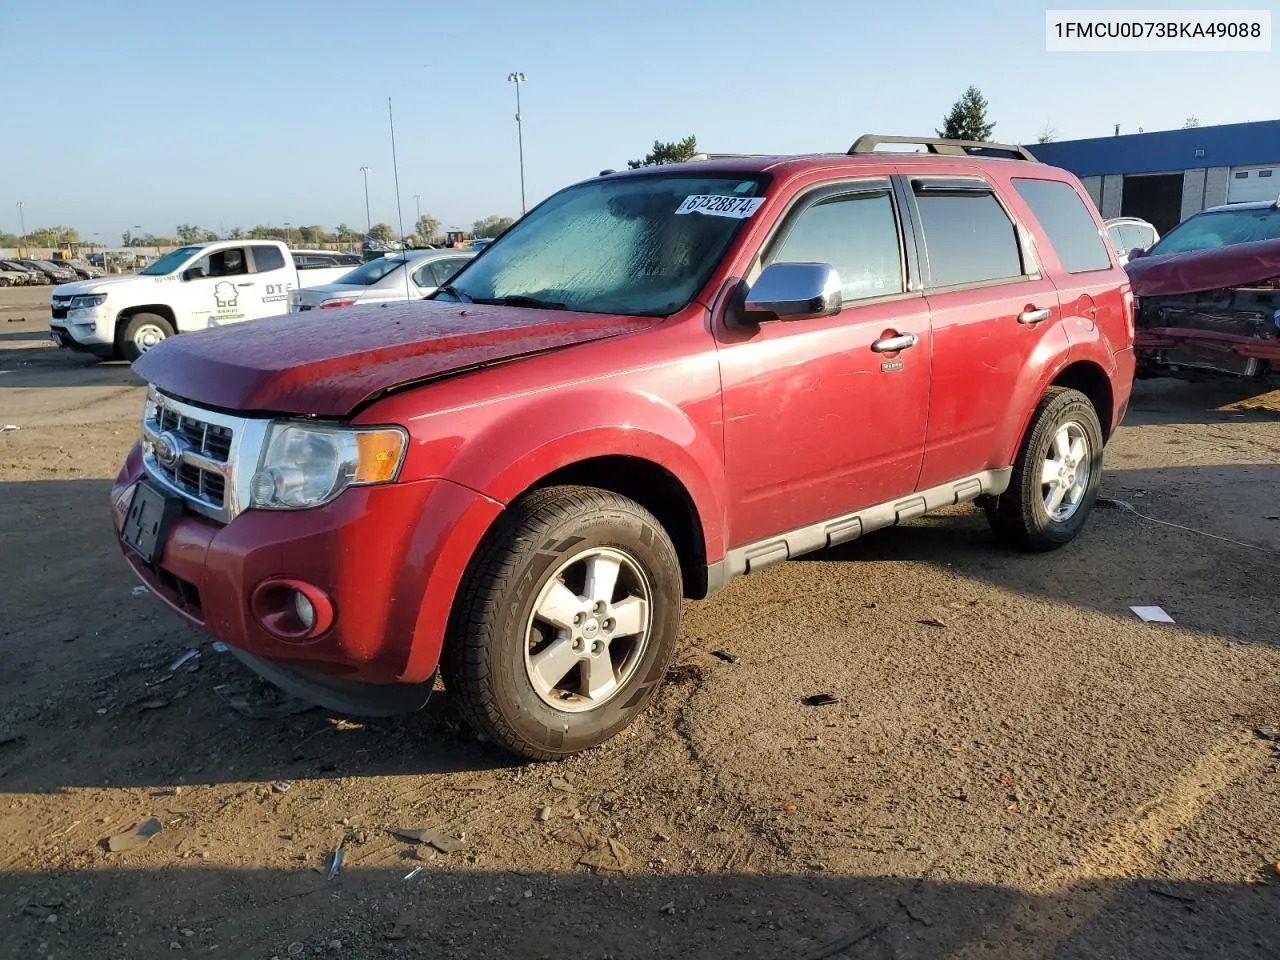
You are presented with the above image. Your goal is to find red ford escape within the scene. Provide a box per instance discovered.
[114,136,1135,759]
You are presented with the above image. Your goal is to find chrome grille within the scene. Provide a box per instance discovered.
[141,390,268,523]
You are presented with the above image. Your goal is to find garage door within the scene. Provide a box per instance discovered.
[1227,165,1279,203]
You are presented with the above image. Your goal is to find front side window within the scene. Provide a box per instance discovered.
[913,182,1023,288]
[435,173,767,316]
[189,247,247,279]
[1012,178,1110,273]
[1149,206,1280,254]
[766,188,904,301]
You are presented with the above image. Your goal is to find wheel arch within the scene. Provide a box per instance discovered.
[116,304,179,338]
[1050,360,1115,441]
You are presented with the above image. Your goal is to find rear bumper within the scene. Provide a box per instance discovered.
[1136,327,1280,362]
[111,443,503,688]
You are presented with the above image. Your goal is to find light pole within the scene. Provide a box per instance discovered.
[359,166,372,236]
[283,221,292,248]
[507,72,528,214]
[16,201,25,240]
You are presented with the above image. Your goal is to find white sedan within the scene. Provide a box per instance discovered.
[288,249,474,312]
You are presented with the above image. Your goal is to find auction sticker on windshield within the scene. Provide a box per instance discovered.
[676,195,766,218]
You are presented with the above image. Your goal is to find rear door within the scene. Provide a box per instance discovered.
[244,244,296,320]
[717,177,931,544]
[903,173,1065,489]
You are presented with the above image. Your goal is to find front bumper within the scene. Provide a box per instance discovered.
[111,443,503,689]
[50,308,114,356]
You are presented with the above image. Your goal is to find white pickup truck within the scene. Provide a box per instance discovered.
[48,240,361,360]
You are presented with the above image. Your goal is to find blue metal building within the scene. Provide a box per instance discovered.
[1025,119,1280,233]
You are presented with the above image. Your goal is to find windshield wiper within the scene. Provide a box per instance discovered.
[433,284,473,303]
[473,294,568,310]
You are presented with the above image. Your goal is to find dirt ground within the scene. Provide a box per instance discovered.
[1,283,1278,960]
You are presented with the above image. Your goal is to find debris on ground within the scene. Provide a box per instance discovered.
[919,617,948,628]
[1148,886,1197,904]
[214,682,316,720]
[660,901,676,915]
[107,817,162,853]
[1131,605,1175,624]
[549,773,576,792]
[0,725,23,747]
[578,837,631,873]
[802,693,840,707]
[554,824,603,849]
[169,649,200,673]
[135,697,170,712]
[272,781,290,793]
[391,827,464,853]
[535,806,553,822]
[1,424,19,432]
[325,846,344,879]
[210,641,230,653]
[403,866,423,881]
[711,650,740,664]
[1255,727,1280,742]
[130,586,148,597]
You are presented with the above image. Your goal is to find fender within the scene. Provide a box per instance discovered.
[439,383,728,563]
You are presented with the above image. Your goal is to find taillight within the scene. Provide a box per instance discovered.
[319,299,357,310]
[1122,288,1135,340]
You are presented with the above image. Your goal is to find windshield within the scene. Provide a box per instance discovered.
[141,246,204,276]
[436,173,768,316]
[1150,206,1280,255]
[335,257,407,286]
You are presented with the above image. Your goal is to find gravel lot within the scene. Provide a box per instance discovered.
[1,284,1278,959]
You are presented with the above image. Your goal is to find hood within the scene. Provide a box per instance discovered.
[133,300,663,416]
[1127,238,1280,298]
[52,274,150,297]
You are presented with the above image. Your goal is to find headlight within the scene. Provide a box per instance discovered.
[70,293,106,309]
[249,422,407,510]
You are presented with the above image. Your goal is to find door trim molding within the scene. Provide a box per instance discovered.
[703,468,1012,595]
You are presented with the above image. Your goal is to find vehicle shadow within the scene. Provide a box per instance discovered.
[0,865,1275,959]
[0,356,140,389]
[0,329,53,343]
[1127,376,1280,425]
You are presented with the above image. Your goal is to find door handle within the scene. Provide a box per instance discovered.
[236,282,255,288]
[871,333,919,353]
[1018,307,1052,325]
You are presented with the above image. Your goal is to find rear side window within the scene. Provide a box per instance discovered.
[767,188,904,302]
[1012,178,1111,273]
[252,245,287,272]
[912,182,1022,288]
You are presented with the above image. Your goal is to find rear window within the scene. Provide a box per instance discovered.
[336,257,406,286]
[1013,179,1110,273]
[252,245,286,272]
[913,181,1023,288]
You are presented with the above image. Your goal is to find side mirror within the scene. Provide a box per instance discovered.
[1126,246,1146,261]
[741,262,842,323]
[181,267,203,281]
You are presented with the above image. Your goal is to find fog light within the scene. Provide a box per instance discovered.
[294,591,316,631]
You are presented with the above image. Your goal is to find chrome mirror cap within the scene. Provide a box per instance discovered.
[742,262,842,322]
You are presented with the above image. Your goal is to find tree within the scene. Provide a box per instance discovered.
[176,223,204,243]
[228,227,245,240]
[121,230,137,247]
[937,86,995,142]
[298,224,327,245]
[471,216,515,239]
[628,135,698,169]
[201,230,220,242]
[25,226,78,246]
[415,214,441,243]
[367,223,395,242]
[334,223,358,243]
[1184,115,1201,128]
[1035,122,1057,144]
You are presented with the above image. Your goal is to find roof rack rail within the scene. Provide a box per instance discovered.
[688,152,771,161]
[848,135,1039,162]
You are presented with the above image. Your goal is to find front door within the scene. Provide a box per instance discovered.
[717,179,931,547]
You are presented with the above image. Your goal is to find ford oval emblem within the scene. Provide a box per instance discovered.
[154,431,185,470]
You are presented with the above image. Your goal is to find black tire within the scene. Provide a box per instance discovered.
[986,386,1104,551]
[118,312,175,362]
[441,485,683,761]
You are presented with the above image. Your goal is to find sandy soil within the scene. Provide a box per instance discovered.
[1,285,1278,959]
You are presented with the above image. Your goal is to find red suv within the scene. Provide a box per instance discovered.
[114,136,1135,759]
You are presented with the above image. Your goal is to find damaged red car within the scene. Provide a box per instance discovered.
[1127,198,1280,381]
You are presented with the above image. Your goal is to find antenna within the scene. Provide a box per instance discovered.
[388,96,411,303]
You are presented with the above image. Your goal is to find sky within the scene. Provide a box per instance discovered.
[1,0,1275,243]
